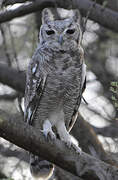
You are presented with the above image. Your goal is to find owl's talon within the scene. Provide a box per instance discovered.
[48,131,56,140]
[65,140,71,148]
[41,119,56,141]
[40,129,48,139]
[64,140,81,154]
[41,129,56,141]
[71,143,82,154]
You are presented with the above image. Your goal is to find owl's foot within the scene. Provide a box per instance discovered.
[69,142,82,154]
[41,119,56,140]
[62,136,81,154]
[57,121,81,154]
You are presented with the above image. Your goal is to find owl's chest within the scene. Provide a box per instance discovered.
[51,53,74,70]
[45,53,82,97]
[48,53,81,82]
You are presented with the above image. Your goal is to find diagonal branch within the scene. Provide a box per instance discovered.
[72,115,118,167]
[0,0,62,23]
[0,0,118,32]
[92,124,118,138]
[0,92,18,101]
[2,0,30,6]
[0,63,25,93]
[0,110,118,180]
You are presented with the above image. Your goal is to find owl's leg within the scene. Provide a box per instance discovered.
[57,121,81,154]
[41,119,56,140]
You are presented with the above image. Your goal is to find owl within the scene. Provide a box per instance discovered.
[24,8,86,179]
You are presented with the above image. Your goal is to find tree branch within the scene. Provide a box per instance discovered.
[0,64,25,93]
[0,0,118,32]
[72,115,118,167]
[0,0,63,23]
[0,110,118,180]
[92,124,118,138]
[74,0,118,32]
[0,92,18,101]
[2,0,30,6]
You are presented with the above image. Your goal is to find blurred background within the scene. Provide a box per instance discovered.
[0,1,118,180]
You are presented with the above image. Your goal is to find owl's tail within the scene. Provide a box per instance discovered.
[30,154,54,180]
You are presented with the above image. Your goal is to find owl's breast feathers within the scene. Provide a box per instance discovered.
[24,44,86,129]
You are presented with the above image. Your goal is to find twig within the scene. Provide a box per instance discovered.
[92,124,118,138]
[7,23,25,116]
[7,23,20,71]
[0,63,25,93]
[0,24,12,66]
[82,0,97,39]
[0,92,18,101]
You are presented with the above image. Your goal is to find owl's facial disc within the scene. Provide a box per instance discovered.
[58,27,76,46]
[41,19,81,51]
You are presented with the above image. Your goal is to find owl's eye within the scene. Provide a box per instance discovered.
[66,29,75,34]
[46,30,55,35]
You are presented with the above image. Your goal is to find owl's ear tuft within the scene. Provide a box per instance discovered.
[42,8,54,24]
[73,9,81,24]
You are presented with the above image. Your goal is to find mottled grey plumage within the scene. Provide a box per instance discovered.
[24,8,86,180]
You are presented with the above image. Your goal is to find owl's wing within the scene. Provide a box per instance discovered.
[24,50,47,125]
[81,62,86,93]
[68,62,86,132]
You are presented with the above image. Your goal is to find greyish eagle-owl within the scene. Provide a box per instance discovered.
[24,8,86,180]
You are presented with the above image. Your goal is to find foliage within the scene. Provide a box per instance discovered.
[110,81,118,111]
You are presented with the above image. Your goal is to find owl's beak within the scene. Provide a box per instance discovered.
[58,35,63,45]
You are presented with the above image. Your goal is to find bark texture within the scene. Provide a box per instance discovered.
[0,64,25,93]
[0,110,118,180]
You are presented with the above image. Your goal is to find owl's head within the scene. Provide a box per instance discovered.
[40,8,82,51]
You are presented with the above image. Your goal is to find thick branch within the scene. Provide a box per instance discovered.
[72,115,117,167]
[0,64,25,93]
[2,0,30,6]
[0,0,64,23]
[74,0,118,32]
[0,0,118,32]
[0,110,118,180]
[0,93,18,101]
[92,124,118,138]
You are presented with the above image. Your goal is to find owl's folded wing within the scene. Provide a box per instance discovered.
[68,62,86,132]
[24,51,47,125]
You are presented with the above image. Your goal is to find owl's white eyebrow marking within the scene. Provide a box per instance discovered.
[32,64,37,74]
